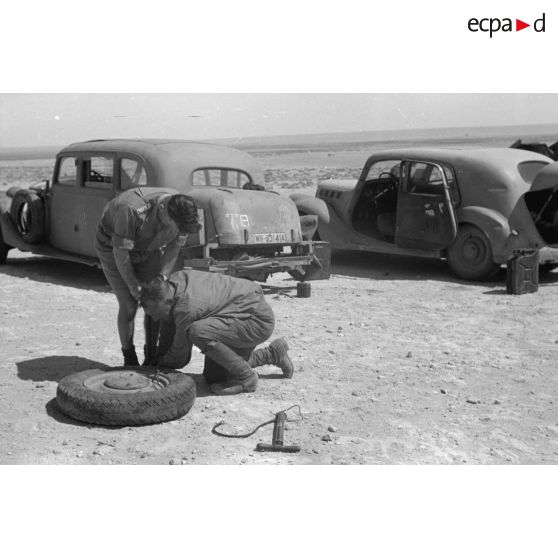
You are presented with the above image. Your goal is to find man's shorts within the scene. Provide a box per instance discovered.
[96,248,163,297]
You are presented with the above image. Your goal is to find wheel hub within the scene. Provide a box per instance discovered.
[103,371,150,390]
[463,237,484,262]
[82,368,169,394]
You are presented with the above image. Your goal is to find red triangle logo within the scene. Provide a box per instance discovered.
[516,19,530,31]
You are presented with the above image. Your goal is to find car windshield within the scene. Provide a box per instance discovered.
[192,168,253,189]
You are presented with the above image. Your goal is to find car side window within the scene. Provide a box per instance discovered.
[121,158,148,190]
[407,162,439,194]
[83,156,114,188]
[404,162,460,205]
[365,160,402,181]
[56,156,77,186]
[192,168,251,188]
[443,165,460,206]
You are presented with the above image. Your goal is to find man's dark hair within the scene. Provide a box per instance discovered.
[140,277,174,306]
[167,194,201,233]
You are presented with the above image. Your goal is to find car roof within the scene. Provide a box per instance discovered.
[366,146,552,168]
[59,138,265,185]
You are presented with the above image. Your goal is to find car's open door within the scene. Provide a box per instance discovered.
[395,161,458,250]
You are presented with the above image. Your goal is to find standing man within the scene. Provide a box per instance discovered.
[139,271,294,395]
[95,187,200,366]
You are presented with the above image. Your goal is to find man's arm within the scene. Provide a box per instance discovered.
[113,247,141,300]
[158,311,194,369]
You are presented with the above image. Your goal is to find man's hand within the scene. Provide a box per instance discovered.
[129,284,141,301]
[142,356,160,367]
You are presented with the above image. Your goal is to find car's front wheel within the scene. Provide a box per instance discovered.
[446,224,500,281]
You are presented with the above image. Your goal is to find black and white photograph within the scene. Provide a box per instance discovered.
[2,92,558,466]
[1,1,556,557]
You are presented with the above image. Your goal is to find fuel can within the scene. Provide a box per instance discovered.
[506,249,539,295]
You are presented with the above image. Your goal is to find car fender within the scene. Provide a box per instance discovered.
[0,210,35,251]
[455,206,512,259]
[290,194,330,224]
[6,186,24,199]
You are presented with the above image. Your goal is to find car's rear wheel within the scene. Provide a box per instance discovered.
[446,224,500,281]
[10,189,45,244]
[56,367,196,426]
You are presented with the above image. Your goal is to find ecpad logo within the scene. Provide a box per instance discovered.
[468,13,546,37]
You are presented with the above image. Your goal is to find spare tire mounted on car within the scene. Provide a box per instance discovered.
[56,367,196,426]
[10,189,45,244]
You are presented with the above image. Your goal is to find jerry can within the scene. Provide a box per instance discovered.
[506,249,539,295]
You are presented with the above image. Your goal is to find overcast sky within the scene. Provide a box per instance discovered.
[1,93,557,149]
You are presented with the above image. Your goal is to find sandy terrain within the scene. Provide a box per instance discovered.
[1,144,558,465]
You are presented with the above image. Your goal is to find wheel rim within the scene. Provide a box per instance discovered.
[18,203,31,233]
[461,234,488,266]
[82,369,170,394]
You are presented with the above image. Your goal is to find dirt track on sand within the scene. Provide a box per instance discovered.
[1,146,557,464]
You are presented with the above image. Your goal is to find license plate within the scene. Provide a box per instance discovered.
[253,232,286,244]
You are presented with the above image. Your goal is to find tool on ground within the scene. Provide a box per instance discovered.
[149,366,166,387]
[256,410,301,453]
[212,405,302,453]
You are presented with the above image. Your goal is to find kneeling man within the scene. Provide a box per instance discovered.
[140,270,293,395]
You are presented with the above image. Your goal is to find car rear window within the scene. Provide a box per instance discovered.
[518,161,549,184]
[192,168,252,188]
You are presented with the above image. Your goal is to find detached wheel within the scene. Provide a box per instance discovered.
[10,189,45,244]
[56,367,196,426]
[447,224,499,281]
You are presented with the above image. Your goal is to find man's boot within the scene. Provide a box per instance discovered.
[122,345,139,366]
[205,341,258,395]
[248,337,294,378]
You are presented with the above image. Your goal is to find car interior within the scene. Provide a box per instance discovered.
[351,161,402,241]
[351,160,458,242]
[524,186,558,244]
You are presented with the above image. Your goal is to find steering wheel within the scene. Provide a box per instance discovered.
[89,170,104,182]
[378,171,398,183]
[372,172,398,201]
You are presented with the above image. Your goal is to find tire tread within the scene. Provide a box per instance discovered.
[56,367,196,426]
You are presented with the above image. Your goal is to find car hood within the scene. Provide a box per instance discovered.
[317,179,358,190]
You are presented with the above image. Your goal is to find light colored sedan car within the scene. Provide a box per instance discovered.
[291,147,558,280]
[0,139,330,282]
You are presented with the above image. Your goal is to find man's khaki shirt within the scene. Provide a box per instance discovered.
[95,187,187,260]
[159,270,264,368]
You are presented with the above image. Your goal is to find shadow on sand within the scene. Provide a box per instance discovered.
[260,284,297,297]
[15,354,221,425]
[0,255,109,292]
[330,250,558,291]
[16,355,109,382]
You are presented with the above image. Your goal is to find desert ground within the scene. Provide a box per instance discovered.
[1,139,558,465]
